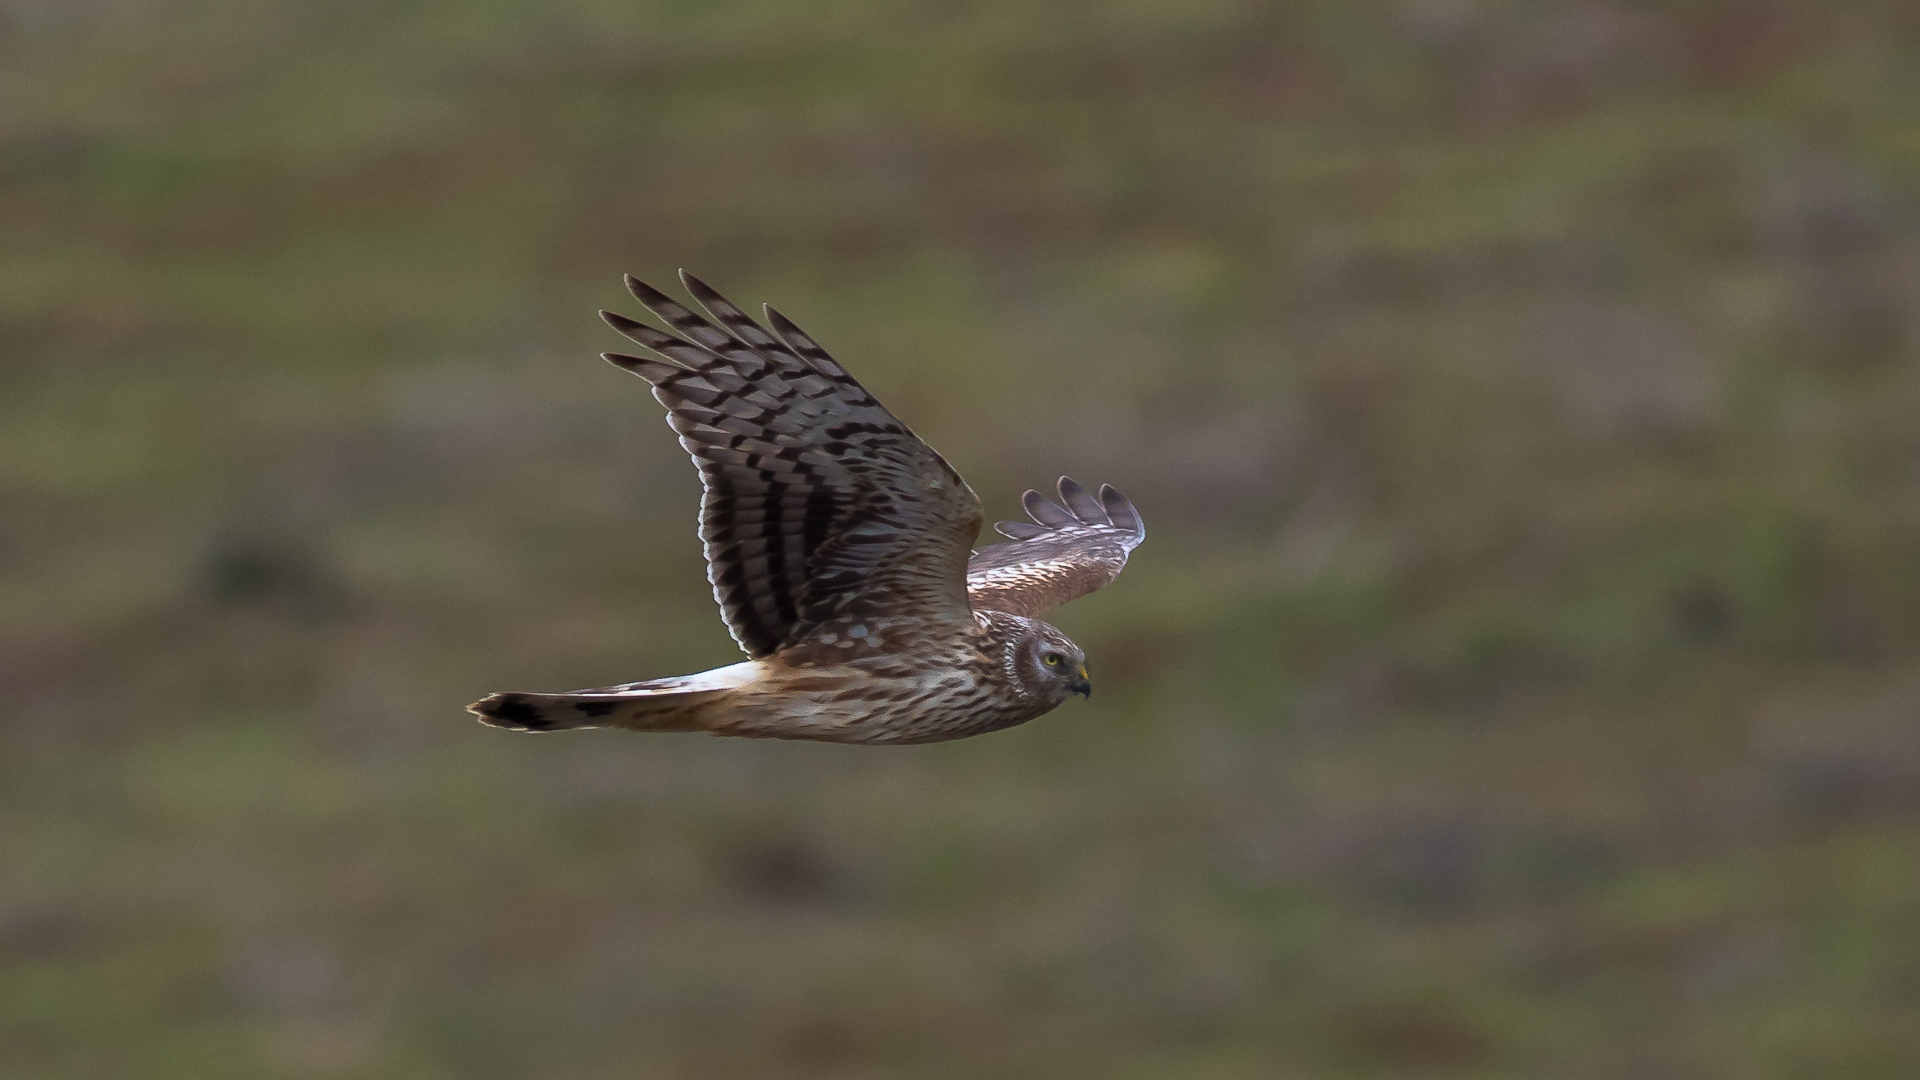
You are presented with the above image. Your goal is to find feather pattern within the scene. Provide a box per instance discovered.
[603,272,982,658]
[966,477,1146,618]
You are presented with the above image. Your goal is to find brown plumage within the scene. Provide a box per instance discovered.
[468,272,1145,744]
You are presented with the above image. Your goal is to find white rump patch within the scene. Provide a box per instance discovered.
[644,660,762,694]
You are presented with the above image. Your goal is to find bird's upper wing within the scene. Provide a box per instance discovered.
[965,477,1145,619]
[604,273,983,659]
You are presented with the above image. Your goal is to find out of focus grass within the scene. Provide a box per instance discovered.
[6,0,1920,1076]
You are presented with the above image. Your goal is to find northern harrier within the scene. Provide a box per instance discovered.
[469,273,1145,744]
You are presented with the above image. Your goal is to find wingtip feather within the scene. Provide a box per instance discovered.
[1056,476,1107,523]
[1022,489,1076,528]
[764,305,846,377]
[678,273,782,348]
[1099,483,1145,543]
[604,352,683,382]
[624,274,670,306]
[679,271,724,314]
[601,307,655,340]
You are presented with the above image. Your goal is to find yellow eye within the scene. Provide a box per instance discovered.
[1043,653,1063,666]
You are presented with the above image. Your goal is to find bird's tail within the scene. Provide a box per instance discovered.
[469,662,759,733]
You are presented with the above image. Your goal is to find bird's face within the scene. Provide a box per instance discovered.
[1020,626,1091,703]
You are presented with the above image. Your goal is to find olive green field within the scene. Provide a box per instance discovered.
[6,1,1920,1076]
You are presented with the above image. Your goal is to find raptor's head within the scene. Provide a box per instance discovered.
[1011,620,1091,703]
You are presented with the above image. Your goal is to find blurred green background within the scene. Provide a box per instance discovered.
[7,0,1920,1076]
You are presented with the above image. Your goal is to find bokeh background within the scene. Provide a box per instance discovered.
[7,0,1920,1076]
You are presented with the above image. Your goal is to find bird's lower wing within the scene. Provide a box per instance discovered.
[966,477,1145,619]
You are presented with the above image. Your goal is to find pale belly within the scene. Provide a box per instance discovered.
[714,668,1054,745]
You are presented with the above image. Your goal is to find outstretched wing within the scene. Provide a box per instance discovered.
[966,477,1145,619]
[604,272,982,659]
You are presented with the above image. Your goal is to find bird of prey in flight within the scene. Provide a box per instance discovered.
[470,273,1144,744]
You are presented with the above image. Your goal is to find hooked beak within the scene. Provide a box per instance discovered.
[1068,666,1092,699]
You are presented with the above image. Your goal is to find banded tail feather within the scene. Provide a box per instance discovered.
[469,661,759,733]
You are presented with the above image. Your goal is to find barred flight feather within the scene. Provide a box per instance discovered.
[604,271,981,659]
